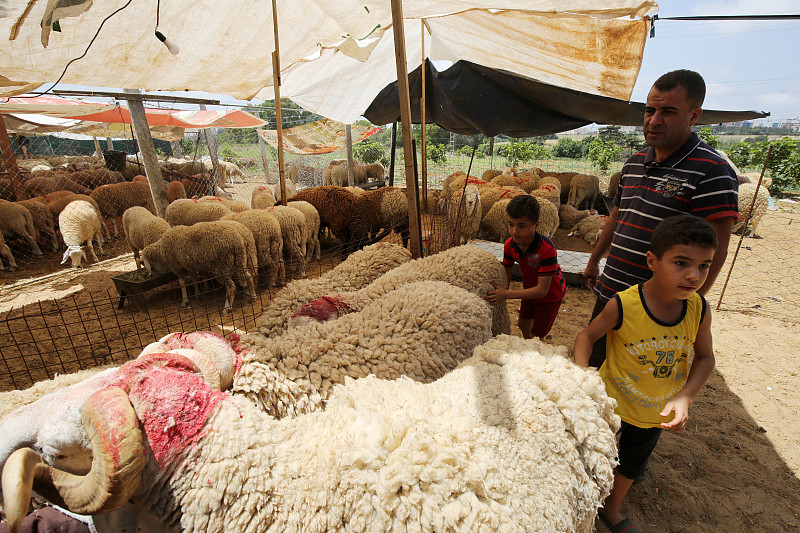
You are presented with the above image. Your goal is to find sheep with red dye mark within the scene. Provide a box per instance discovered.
[254,242,411,337]
[289,244,511,337]
[0,332,619,533]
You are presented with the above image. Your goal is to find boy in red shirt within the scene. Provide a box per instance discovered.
[487,195,566,339]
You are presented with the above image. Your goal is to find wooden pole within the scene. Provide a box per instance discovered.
[106,137,113,150]
[420,20,428,212]
[390,0,422,258]
[199,103,220,196]
[123,89,169,218]
[345,124,354,186]
[93,136,105,164]
[0,116,27,200]
[272,0,287,205]
[489,137,495,167]
[171,140,182,158]
[258,134,271,182]
[388,121,397,187]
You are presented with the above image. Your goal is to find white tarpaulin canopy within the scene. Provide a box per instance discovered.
[0,0,657,123]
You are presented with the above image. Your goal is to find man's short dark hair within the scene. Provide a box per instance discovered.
[506,195,540,223]
[650,215,717,258]
[653,69,706,109]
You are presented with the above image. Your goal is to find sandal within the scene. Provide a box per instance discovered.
[599,514,642,533]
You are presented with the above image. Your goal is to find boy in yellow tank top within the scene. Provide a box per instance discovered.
[574,215,717,533]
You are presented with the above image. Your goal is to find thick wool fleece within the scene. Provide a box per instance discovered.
[290,244,511,336]
[254,242,411,337]
[117,334,618,533]
[234,281,493,418]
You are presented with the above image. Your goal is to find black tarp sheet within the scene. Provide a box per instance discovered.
[364,60,769,136]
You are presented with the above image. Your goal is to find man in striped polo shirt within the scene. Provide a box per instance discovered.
[583,69,739,368]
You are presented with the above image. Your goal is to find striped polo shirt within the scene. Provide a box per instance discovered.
[595,132,739,303]
[503,233,566,303]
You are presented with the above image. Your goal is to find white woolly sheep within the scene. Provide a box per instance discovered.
[90,182,156,238]
[446,184,482,245]
[289,244,511,337]
[490,172,538,192]
[568,214,608,246]
[0,198,43,259]
[17,199,58,252]
[164,198,233,226]
[559,203,598,230]
[530,182,561,207]
[236,280,494,417]
[198,195,250,213]
[733,182,771,237]
[475,184,526,219]
[0,332,618,533]
[534,197,559,239]
[254,242,412,337]
[287,200,321,261]
[141,221,256,313]
[213,219,260,289]
[122,206,171,269]
[44,193,110,241]
[58,200,104,268]
[222,209,285,288]
[568,173,601,210]
[267,205,307,278]
[251,185,276,209]
[478,198,513,242]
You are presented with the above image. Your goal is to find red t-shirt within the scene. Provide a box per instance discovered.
[502,233,566,303]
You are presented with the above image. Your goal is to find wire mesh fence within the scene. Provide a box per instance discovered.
[2,102,800,393]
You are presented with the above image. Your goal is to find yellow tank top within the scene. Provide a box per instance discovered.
[600,284,706,428]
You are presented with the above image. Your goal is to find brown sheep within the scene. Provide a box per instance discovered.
[23,175,91,197]
[166,180,187,202]
[69,168,125,189]
[90,182,156,237]
[17,199,58,252]
[132,175,148,183]
[290,186,359,258]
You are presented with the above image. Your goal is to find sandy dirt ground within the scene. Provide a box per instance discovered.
[1,185,799,532]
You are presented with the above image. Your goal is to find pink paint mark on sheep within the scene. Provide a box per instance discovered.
[117,356,224,468]
[291,295,351,322]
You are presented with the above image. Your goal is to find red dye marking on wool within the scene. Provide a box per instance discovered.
[125,364,224,468]
[291,295,349,321]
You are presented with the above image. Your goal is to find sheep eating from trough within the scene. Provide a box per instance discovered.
[58,200,104,268]
[0,334,618,533]
[141,221,256,313]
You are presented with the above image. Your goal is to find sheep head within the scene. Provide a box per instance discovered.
[0,352,230,533]
[61,245,86,268]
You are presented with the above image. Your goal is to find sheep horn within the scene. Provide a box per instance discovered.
[1,387,144,532]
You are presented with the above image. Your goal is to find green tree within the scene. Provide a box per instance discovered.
[427,144,447,164]
[727,142,751,169]
[256,99,322,129]
[353,139,385,165]
[697,127,719,149]
[552,138,584,159]
[587,138,621,174]
[750,137,800,192]
[598,125,625,146]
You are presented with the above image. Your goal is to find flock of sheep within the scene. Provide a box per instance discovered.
[0,243,619,532]
[429,168,607,247]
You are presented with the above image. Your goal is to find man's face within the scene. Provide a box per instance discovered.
[643,85,702,160]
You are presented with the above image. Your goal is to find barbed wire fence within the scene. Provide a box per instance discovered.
[2,101,799,392]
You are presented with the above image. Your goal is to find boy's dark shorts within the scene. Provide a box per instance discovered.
[616,421,662,481]
[518,298,563,338]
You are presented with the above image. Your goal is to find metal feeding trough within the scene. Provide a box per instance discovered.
[111,268,178,309]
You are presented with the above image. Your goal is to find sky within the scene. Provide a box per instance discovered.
[46,0,800,127]
[630,0,800,124]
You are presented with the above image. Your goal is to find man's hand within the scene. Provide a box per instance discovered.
[486,282,508,305]
[583,261,599,291]
[660,395,691,431]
